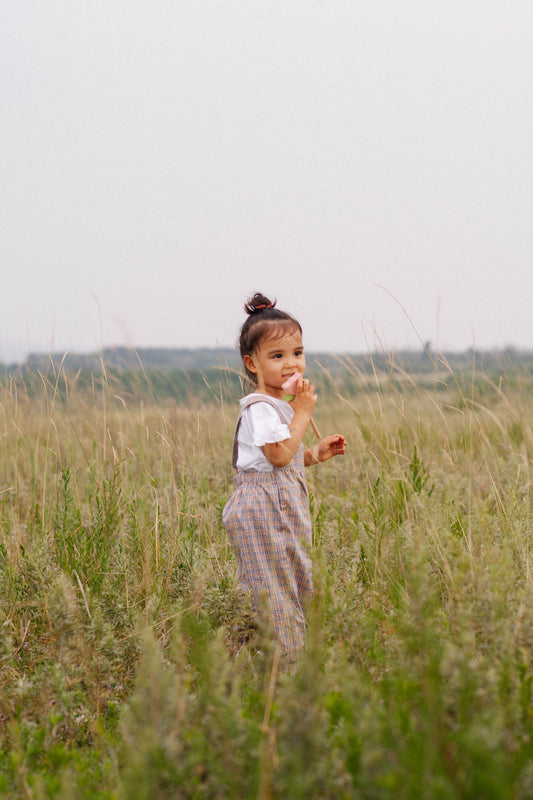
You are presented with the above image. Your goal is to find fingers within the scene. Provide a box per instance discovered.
[297,378,316,397]
[324,434,345,444]
[294,378,317,408]
[323,434,347,455]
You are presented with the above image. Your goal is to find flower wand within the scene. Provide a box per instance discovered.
[281,373,321,439]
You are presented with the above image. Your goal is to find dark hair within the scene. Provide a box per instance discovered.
[239,292,302,384]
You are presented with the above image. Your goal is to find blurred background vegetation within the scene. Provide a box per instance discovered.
[3,345,533,405]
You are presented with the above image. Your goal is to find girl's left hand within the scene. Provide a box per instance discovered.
[316,434,346,462]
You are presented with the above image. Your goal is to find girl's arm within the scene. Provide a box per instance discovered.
[262,380,317,468]
[304,434,347,466]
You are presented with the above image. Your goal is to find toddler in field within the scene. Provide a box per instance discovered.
[223,292,346,665]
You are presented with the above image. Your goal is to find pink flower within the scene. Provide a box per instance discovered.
[282,372,300,401]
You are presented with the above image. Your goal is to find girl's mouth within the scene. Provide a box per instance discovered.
[281,373,301,395]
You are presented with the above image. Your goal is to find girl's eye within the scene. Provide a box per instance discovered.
[295,350,302,356]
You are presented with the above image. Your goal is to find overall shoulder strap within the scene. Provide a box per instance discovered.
[238,395,283,415]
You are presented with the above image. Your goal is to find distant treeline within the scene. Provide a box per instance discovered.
[3,346,240,373]
[2,346,533,404]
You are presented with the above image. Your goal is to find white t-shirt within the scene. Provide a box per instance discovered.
[236,393,293,472]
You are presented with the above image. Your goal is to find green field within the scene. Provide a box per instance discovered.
[2,356,533,798]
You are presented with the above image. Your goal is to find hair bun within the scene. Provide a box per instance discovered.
[244,292,276,315]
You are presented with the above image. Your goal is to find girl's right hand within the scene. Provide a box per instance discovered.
[290,376,317,417]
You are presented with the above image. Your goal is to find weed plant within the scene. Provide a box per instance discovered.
[1,358,533,797]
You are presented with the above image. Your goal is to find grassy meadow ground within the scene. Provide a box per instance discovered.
[2,354,533,797]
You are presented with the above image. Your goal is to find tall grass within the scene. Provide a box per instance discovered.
[1,358,533,797]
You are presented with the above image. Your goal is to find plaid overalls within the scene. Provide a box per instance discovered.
[222,396,313,661]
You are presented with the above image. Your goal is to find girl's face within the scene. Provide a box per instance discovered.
[244,327,306,399]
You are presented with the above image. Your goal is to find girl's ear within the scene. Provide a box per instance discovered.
[243,354,258,374]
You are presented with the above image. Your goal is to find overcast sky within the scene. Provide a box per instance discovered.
[2,1,532,361]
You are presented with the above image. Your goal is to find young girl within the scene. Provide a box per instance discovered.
[223,292,346,664]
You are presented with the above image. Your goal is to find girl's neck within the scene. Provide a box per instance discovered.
[252,384,283,400]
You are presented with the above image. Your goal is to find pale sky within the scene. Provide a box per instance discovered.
[2,1,532,362]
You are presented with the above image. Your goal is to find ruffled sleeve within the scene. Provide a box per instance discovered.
[244,402,291,446]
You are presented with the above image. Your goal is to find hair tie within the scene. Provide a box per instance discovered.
[255,304,272,311]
